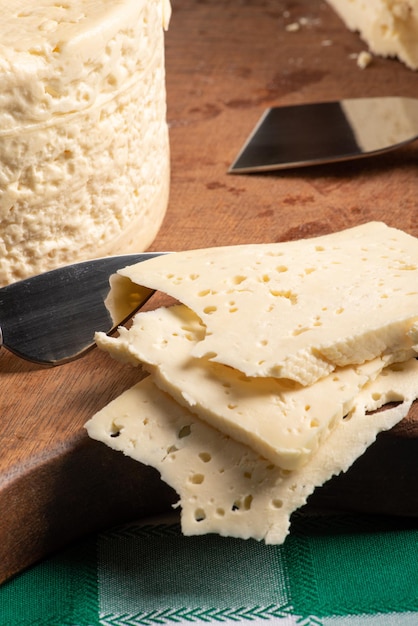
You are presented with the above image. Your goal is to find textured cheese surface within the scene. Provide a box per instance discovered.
[95,304,387,469]
[85,359,418,544]
[0,0,171,285]
[326,0,418,69]
[120,222,418,385]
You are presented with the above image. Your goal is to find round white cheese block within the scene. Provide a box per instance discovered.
[0,0,171,286]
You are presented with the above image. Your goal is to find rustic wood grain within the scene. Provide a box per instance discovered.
[1,0,418,583]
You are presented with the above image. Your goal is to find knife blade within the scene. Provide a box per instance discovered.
[229,97,418,173]
[0,252,166,365]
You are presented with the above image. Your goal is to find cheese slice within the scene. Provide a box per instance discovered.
[326,0,418,70]
[95,304,387,470]
[85,359,418,544]
[119,222,418,385]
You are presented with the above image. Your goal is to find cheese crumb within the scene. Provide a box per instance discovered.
[286,22,300,32]
[357,50,373,68]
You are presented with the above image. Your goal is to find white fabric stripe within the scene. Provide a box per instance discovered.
[322,612,418,625]
[98,615,300,626]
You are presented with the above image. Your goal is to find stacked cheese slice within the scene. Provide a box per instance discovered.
[86,222,418,543]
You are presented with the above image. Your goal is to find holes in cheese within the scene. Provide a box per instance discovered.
[95,304,387,469]
[119,222,418,385]
[85,360,418,544]
[87,223,418,543]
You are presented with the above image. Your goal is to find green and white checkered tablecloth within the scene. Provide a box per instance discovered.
[1,512,417,626]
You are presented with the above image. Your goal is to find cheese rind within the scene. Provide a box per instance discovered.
[95,304,387,469]
[0,0,170,285]
[326,0,418,70]
[119,222,418,385]
[85,359,418,544]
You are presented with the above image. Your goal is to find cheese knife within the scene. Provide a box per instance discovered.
[0,252,165,365]
[229,97,418,173]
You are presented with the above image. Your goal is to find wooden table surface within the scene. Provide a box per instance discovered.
[2,0,418,583]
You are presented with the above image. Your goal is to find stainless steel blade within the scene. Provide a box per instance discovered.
[229,97,418,173]
[0,252,165,365]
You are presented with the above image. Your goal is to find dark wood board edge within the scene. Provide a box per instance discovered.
[0,433,176,584]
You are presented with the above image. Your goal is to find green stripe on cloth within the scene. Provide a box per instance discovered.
[284,513,418,621]
[0,536,99,626]
[0,513,417,626]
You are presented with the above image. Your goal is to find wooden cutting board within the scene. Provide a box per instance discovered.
[2,0,418,584]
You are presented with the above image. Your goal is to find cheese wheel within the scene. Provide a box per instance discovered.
[326,0,418,70]
[0,0,171,286]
